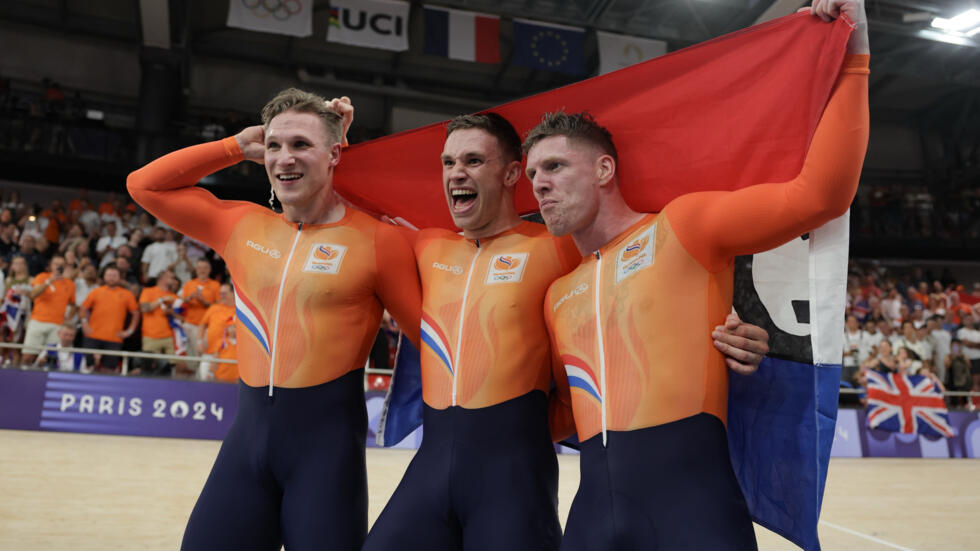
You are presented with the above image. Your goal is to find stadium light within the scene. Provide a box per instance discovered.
[931,9,980,36]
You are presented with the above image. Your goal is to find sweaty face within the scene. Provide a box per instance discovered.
[265,111,339,209]
[440,128,515,236]
[526,135,602,237]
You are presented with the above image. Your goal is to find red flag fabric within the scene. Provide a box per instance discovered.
[334,13,853,230]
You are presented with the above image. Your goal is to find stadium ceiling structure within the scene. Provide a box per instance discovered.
[1,0,978,177]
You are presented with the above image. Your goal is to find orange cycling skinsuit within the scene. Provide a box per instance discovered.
[364,221,580,550]
[127,136,421,551]
[545,55,869,550]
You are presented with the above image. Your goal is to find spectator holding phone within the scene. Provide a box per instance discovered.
[21,255,76,365]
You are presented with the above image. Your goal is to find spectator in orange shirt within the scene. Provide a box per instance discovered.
[98,192,117,217]
[80,265,139,371]
[67,190,88,215]
[196,283,235,380]
[22,255,76,365]
[180,258,220,358]
[947,291,974,325]
[214,321,238,382]
[139,269,180,357]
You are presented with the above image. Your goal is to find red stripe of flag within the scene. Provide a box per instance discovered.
[474,15,500,64]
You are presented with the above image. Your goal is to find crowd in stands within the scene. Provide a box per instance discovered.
[0,188,238,382]
[843,261,980,409]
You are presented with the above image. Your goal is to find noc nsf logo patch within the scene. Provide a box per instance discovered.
[616,224,656,283]
[303,243,347,274]
[486,253,529,284]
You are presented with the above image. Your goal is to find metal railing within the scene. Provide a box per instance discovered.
[0,342,235,377]
[0,341,396,379]
[838,386,980,398]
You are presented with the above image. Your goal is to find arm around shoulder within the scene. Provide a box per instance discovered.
[374,221,422,348]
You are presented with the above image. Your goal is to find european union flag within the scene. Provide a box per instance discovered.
[513,19,585,76]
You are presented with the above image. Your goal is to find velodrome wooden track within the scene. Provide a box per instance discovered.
[1,429,977,550]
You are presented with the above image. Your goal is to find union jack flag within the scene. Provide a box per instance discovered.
[866,370,955,438]
[2,289,27,332]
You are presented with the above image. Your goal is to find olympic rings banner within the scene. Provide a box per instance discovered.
[2,368,977,458]
[227,0,313,38]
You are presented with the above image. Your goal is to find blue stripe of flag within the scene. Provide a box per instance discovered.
[423,8,449,57]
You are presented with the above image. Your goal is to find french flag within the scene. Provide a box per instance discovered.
[423,7,500,63]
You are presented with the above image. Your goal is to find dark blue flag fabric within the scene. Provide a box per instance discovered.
[730,221,850,551]
[376,334,423,447]
[513,18,585,75]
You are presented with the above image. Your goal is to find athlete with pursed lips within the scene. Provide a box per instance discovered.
[526,1,869,547]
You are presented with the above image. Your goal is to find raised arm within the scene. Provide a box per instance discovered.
[126,135,257,252]
[666,52,868,272]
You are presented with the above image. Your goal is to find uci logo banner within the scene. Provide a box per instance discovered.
[328,0,410,52]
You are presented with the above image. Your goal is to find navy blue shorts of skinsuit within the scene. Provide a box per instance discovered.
[180,368,367,551]
[363,390,562,551]
[561,413,758,551]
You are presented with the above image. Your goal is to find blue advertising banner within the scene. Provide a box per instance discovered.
[3,369,978,459]
[830,407,980,459]
[0,369,237,440]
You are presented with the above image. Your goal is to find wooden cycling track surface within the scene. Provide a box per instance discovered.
[0,429,977,550]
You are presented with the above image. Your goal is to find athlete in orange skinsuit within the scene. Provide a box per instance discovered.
[363,113,770,551]
[127,89,420,551]
[526,2,870,548]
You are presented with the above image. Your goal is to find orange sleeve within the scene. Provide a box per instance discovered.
[82,289,96,311]
[374,222,422,349]
[180,280,194,299]
[544,287,576,442]
[667,55,870,272]
[127,292,139,312]
[126,136,256,252]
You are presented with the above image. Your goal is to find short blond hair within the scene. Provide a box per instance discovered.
[523,111,618,162]
[261,88,343,144]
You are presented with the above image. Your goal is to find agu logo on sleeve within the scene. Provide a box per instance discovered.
[304,243,348,274]
[485,253,529,284]
[616,224,656,283]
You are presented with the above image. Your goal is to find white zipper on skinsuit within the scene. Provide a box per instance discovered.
[593,251,608,447]
[452,240,481,406]
[268,223,304,396]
